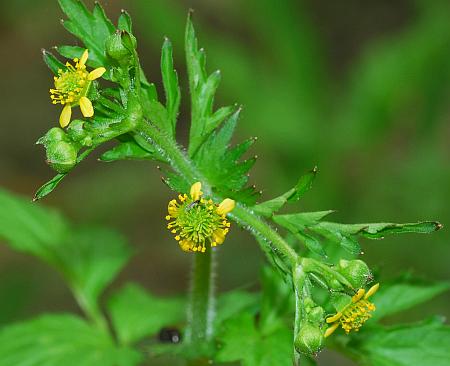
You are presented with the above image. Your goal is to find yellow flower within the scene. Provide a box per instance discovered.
[165,182,235,253]
[50,49,106,128]
[325,283,379,337]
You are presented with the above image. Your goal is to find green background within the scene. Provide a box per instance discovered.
[0,0,449,364]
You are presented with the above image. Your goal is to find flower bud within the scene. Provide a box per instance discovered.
[307,306,325,324]
[294,322,324,356]
[36,127,67,145]
[66,120,92,146]
[105,30,137,64]
[337,259,372,288]
[45,141,78,173]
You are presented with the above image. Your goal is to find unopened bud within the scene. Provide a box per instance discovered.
[36,127,67,145]
[105,30,136,64]
[294,322,324,356]
[45,141,78,173]
[338,259,372,288]
[66,120,92,146]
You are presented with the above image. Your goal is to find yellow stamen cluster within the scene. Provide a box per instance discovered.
[325,283,379,337]
[165,182,235,253]
[49,49,106,128]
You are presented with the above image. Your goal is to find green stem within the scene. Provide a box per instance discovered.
[293,265,307,366]
[73,287,108,332]
[185,250,216,343]
[136,119,299,267]
[135,119,299,344]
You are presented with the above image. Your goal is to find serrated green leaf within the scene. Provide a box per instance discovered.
[371,281,450,321]
[108,283,185,345]
[273,210,335,231]
[295,231,326,258]
[349,317,450,366]
[146,99,172,134]
[194,109,258,198]
[207,105,236,133]
[252,189,295,217]
[215,313,292,366]
[42,49,66,75]
[57,45,86,60]
[224,136,256,162]
[318,221,442,239]
[253,167,318,217]
[312,225,362,255]
[185,15,230,156]
[58,0,115,67]
[118,10,132,32]
[99,141,156,162]
[0,314,141,366]
[339,234,362,255]
[287,166,318,202]
[161,38,180,135]
[34,174,67,201]
[162,171,191,194]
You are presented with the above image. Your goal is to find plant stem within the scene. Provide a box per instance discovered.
[185,250,216,343]
[135,119,299,345]
[136,119,299,267]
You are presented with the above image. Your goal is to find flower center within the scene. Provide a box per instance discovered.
[50,61,90,105]
[339,299,376,333]
[166,195,231,252]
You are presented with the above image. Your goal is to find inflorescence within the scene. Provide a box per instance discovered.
[325,283,379,337]
[165,182,235,253]
[50,49,105,128]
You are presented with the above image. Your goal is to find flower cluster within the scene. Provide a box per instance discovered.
[165,182,235,253]
[325,283,379,337]
[50,49,105,128]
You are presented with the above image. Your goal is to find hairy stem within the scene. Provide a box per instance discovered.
[185,250,216,343]
[136,119,299,344]
[136,119,299,266]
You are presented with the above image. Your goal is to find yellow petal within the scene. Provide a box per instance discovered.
[190,182,202,201]
[79,96,94,117]
[213,229,226,244]
[179,240,194,252]
[324,322,339,338]
[88,67,106,81]
[326,312,342,323]
[59,104,72,127]
[365,283,380,299]
[79,49,89,67]
[352,288,365,303]
[217,198,235,215]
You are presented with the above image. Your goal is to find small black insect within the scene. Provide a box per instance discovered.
[185,199,200,211]
[158,327,182,344]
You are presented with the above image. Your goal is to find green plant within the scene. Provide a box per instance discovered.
[0,1,448,365]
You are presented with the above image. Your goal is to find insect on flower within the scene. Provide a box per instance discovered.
[49,49,106,128]
[165,182,235,253]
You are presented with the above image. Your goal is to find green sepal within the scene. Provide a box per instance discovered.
[42,49,66,75]
[117,9,132,33]
[33,173,67,201]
